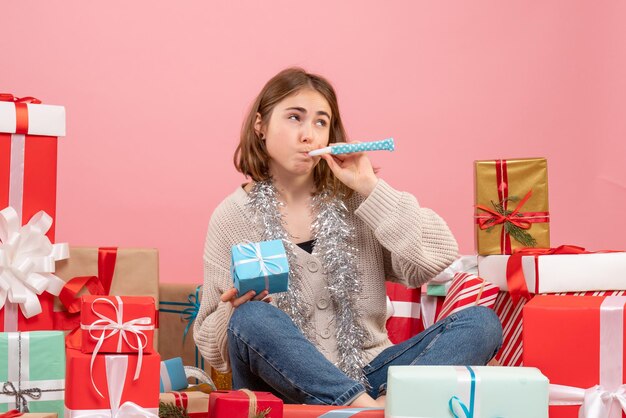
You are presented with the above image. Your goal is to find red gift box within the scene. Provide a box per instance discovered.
[0,94,65,242]
[524,295,626,418]
[283,404,383,417]
[80,295,155,354]
[65,347,160,416]
[385,282,424,344]
[209,390,283,418]
[435,272,499,322]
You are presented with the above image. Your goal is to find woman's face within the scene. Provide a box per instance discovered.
[258,88,332,178]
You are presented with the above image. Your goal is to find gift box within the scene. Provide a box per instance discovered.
[474,158,550,255]
[0,331,65,416]
[159,283,231,389]
[283,404,383,417]
[385,282,424,344]
[435,272,499,322]
[53,247,159,348]
[79,295,155,354]
[478,248,626,294]
[386,365,549,418]
[64,348,160,416]
[0,94,65,242]
[524,295,626,418]
[0,208,69,332]
[160,357,188,392]
[231,240,289,295]
[209,390,283,418]
[160,391,208,418]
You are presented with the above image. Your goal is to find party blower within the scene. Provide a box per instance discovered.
[308,137,395,157]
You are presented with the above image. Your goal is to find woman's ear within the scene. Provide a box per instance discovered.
[254,113,264,139]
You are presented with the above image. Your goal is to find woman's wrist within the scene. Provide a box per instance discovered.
[356,175,379,197]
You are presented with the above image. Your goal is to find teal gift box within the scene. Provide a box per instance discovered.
[231,240,289,295]
[0,331,65,416]
[386,365,549,418]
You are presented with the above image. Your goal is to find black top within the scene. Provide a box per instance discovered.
[296,239,316,254]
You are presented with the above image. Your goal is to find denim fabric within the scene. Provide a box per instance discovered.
[227,301,502,405]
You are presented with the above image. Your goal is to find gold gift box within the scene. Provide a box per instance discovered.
[474,158,550,255]
[159,283,232,390]
[159,391,209,414]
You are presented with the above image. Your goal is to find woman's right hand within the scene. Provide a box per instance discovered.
[220,287,271,308]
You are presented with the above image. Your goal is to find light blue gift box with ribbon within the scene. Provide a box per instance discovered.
[159,357,188,393]
[231,240,289,295]
[385,365,549,418]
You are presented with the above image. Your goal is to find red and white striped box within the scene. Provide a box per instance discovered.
[385,282,424,344]
[435,272,499,322]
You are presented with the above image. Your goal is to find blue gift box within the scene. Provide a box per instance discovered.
[231,240,290,295]
[159,357,188,392]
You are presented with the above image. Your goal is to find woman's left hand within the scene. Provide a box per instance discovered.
[320,140,378,196]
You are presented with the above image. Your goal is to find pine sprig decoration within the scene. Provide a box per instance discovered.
[484,196,537,247]
[254,407,272,418]
[159,401,189,418]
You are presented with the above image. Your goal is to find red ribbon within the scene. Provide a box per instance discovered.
[0,410,23,418]
[54,247,118,331]
[505,245,618,303]
[172,391,189,409]
[475,159,550,254]
[0,93,42,135]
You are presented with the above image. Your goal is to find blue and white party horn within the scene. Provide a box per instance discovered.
[308,137,395,157]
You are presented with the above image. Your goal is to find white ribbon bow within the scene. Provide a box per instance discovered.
[234,241,285,291]
[0,207,68,319]
[550,384,626,418]
[84,296,154,398]
[68,356,158,418]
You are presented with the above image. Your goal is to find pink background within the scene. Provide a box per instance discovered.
[3,2,625,283]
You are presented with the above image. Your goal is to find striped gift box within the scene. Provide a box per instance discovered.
[493,290,626,366]
[435,272,500,322]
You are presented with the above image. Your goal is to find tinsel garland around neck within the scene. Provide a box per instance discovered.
[246,180,368,385]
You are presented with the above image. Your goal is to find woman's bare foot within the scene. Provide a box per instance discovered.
[375,395,386,407]
[349,392,379,408]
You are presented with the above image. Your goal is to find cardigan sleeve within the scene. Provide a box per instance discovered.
[354,179,459,288]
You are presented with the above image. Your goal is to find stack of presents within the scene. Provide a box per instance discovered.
[1,94,624,418]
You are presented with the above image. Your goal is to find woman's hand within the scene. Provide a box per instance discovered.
[320,140,378,196]
[220,287,271,308]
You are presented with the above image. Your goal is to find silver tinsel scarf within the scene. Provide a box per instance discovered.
[246,180,369,385]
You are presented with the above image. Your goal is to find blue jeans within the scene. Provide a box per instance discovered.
[227,301,503,405]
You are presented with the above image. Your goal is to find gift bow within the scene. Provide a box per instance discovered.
[0,207,69,319]
[0,410,23,418]
[549,384,626,418]
[0,94,41,104]
[234,241,286,291]
[475,190,535,231]
[68,356,158,418]
[0,94,41,135]
[85,296,154,398]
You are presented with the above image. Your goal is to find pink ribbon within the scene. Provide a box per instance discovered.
[549,296,626,418]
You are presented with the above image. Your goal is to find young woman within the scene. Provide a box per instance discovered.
[194,67,502,407]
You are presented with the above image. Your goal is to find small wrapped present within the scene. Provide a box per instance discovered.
[435,272,499,322]
[0,94,65,242]
[0,208,69,332]
[474,158,550,255]
[0,332,65,417]
[160,357,188,393]
[524,295,626,418]
[283,404,383,417]
[53,247,159,348]
[64,348,160,416]
[385,282,424,344]
[231,240,289,295]
[80,295,155,354]
[209,390,283,418]
[160,391,208,418]
[386,365,549,418]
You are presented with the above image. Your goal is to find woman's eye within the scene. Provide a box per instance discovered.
[288,114,300,121]
[316,119,328,127]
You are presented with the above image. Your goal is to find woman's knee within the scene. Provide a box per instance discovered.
[228,301,281,339]
[457,306,503,352]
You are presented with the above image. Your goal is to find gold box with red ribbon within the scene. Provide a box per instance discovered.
[80,295,155,354]
[52,247,159,348]
[159,391,209,418]
[0,94,65,242]
[474,158,550,255]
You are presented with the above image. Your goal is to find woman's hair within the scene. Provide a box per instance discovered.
[234,67,350,197]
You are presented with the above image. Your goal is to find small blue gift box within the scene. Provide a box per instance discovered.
[231,240,290,295]
[159,357,188,392]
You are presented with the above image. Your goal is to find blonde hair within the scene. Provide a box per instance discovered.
[234,67,350,197]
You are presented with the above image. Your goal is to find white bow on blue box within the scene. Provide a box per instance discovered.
[231,240,289,296]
